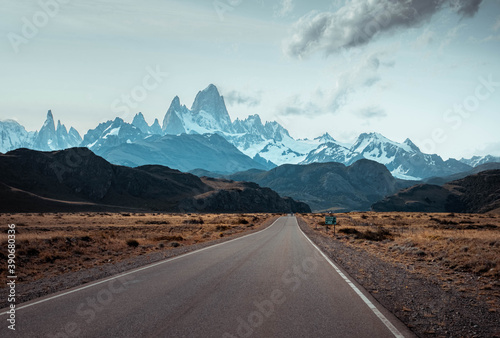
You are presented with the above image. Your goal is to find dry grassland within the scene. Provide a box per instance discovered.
[0,212,273,286]
[301,212,500,311]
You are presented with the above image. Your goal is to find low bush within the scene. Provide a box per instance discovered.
[126,239,139,248]
[183,218,204,225]
[339,228,361,235]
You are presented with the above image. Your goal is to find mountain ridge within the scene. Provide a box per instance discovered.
[1,84,498,179]
[0,147,310,213]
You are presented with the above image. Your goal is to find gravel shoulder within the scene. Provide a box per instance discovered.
[298,216,500,338]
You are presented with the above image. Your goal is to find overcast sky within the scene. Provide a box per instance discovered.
[1,0,499,159]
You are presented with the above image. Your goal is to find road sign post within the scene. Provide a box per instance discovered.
[325,216,337,236]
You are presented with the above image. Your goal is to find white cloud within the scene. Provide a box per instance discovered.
[439,24,466,51]
[278,92,323,116]
[274,0,295,18]
[414,29,435,49]
[493,16,500,31]
[328,52,394,111]
[224,91,262,107]
[279,52,394,117]
[470,34,500,43]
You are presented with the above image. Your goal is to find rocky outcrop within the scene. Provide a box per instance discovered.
[372,170,500,213]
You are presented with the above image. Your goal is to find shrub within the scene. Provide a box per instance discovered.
[153,235,184,242]
[339,228,361,235]
[339,227,392,241]
[143,220,170,225]
[357,228,392,241]
[126,239,139,248]
[183,218,204,225]
[26,248,40,257]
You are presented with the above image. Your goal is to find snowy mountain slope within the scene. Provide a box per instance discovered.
[301,142,363,166]
[95,133,268,174]
[460,155,500,167]
[0,111,81,153]
[78,115,271,173]
[0,120,35,153]
[81,118,144,152]
[300,132,472,180]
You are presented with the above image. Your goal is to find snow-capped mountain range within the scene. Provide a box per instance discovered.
[1,84,498,179]
[0,110,82,153]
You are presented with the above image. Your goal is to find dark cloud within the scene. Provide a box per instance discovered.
[284,0,483,58]
[451,0,482,17]
[224,91,261,107]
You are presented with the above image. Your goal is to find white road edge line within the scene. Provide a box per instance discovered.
[0,217,282,315]
[295,217,406,338]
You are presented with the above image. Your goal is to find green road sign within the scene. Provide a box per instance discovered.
[325,216,337,225]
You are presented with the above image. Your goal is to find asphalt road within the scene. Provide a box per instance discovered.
[1,216,415,337]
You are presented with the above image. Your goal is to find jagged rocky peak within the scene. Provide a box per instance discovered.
[45,110,54,125]
[191,84,223,112]
[169,96,181,110]
[233,114,264,134]
[403,138,420,152]
[27,110,82,151]
[351,132,399,153]
[56,119,67,133]
[132,112,150,134]
[163,96,188,135]
[34,110,57,151]
[150,118,162,135]
[191,84,232,132]
[133,112,146,122]
[314,132,336,143]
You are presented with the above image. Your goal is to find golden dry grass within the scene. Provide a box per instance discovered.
[0,212,274,285]
[300,212,500,309]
